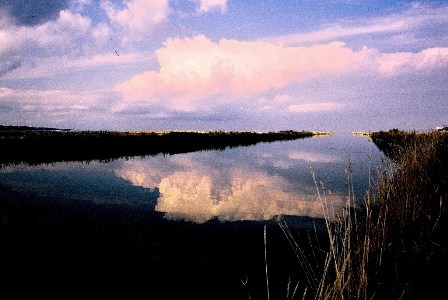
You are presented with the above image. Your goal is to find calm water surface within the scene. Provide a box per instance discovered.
[0,134,383,221]
[0,134,385,299]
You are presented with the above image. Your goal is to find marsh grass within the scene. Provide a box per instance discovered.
[276,130,448,300]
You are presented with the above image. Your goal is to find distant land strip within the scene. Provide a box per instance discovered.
[0,126,332,166]
[352,131,372,137]
[0,125,72,132]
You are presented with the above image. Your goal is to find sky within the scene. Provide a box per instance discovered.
[0,0,447,133]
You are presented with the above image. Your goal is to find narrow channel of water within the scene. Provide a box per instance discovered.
[0,134,385,299]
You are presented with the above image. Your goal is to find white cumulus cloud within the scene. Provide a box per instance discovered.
[116,35,367,109]
[115,33,448,114]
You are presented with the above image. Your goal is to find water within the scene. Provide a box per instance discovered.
[0,134,384,299]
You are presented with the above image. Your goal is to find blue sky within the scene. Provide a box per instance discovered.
[0,0,447,132]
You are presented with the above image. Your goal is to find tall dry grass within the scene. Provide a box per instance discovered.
[277,130,447,300]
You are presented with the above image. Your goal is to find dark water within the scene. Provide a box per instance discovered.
[0,134,383,299]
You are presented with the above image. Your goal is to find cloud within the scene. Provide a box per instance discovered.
[116,35,367,108]
[101,0,169,33]
[376,47,448,75]
[31,10,92,48]
[193,0,228,14]
[116,34,448,112]
[0,9,137,80]
[0,10,92,58]
[0,0,72,26]
[0,0,168,67]
[0,1,167,79]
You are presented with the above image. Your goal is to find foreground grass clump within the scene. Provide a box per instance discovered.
[279,130,447,300]
[366,130,448,299]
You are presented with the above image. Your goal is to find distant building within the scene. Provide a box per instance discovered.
[436,126,448,131]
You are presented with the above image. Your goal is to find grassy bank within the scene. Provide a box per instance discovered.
[0,126,325,166]
[280,129,447,299]
[367,130,448,299]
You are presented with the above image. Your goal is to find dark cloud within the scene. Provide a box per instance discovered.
[0,0,72,26]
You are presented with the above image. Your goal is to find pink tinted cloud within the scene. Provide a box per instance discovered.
[116,35,367,107]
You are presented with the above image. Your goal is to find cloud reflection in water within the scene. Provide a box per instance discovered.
[115,152,345,223]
